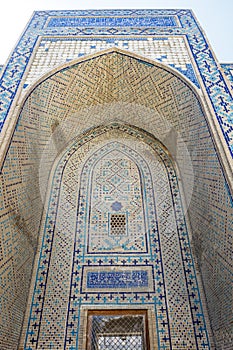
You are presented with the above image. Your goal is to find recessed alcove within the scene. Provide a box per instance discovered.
[2,49,231,349]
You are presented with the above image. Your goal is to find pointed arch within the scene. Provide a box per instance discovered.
[22,123,210,349]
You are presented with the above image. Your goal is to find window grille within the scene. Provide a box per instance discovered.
[110,214,126,235]
[86,310,149,350]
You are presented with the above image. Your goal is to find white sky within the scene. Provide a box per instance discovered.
[0,0,232,65]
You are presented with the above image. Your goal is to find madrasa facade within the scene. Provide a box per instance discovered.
[0,9,232,350]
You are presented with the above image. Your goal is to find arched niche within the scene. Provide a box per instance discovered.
[20,123,210,349]
[1,49,231,349]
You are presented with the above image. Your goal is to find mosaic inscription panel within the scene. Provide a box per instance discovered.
[47,16,178,28]
[82,265,154,292]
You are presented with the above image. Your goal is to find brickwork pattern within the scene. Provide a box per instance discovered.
[24,37,199,88]
[221,63,233,92]
[0,10,232,350]
[0,10,232,157]
[21,127,210,349]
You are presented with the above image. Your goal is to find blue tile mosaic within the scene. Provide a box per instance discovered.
[0,9,232,157]
[1,9,233,350]
[170,63,200,88]
[47,16,178,28]
[111,201,123,211]
[221,63,233,91]
[86,270,149,288]
[22,124,210,349]
[23,36,198,88]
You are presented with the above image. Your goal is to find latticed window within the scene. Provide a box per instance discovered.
[110,214,127,235]
[86,310,149,350]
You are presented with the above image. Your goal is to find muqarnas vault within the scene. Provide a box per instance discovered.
[0,9,232,350]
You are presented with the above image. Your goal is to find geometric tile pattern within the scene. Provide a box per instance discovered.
[0,9,232,156]
[86,149,147,253]
[221,63,233,92]
[1,47,232,350]
[21,125,210,349]
[24,37,199,88]
[0,10,232,350]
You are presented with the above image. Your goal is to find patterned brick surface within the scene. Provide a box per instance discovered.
[24,37,199,88]
[0,9,232,156]
[221,63,233,92]
[21,128,210,349]
[0,10,232,350]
